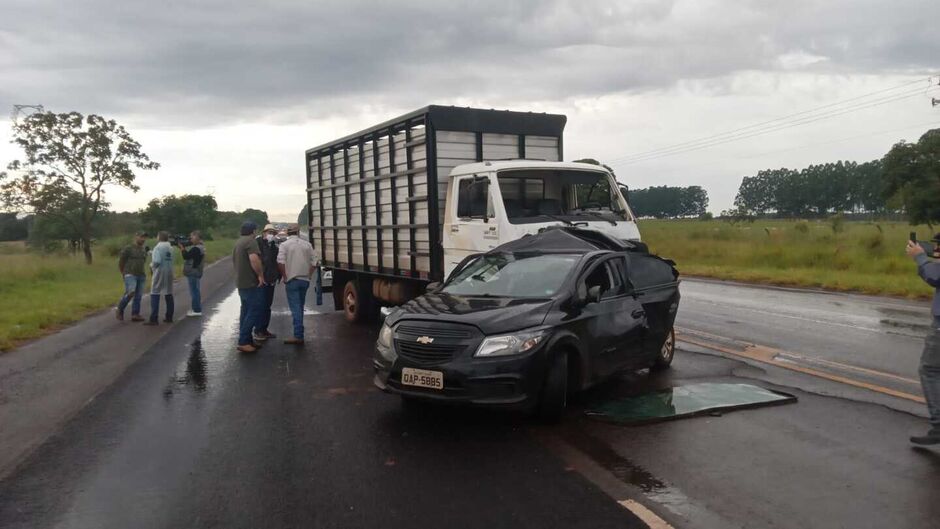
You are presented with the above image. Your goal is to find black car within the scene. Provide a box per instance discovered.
[373,227,680,420]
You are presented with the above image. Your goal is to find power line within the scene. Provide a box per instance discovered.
[611,85,939,166]
[606,75,937,165]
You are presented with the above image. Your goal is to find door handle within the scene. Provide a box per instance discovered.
[631,309,646,318]
[450,226,460,233]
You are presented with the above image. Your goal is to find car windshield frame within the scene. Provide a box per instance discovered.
[441,252,582,299]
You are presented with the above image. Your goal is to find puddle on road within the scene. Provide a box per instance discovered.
[162,291,244,398]
[586,383,796,425]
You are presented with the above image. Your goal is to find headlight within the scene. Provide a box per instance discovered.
[474,329,549,358]
[376,323,396,362]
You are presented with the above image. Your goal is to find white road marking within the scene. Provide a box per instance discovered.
[619,499,675,529]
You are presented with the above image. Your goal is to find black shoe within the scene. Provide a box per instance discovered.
[910,432,940,445]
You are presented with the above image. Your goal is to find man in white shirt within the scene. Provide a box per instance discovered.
[277,224,317,345]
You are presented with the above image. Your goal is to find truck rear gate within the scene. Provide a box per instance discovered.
[305,106,566,283]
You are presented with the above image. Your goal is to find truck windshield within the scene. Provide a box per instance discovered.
[497,169,629,225]
[442,254,579,298]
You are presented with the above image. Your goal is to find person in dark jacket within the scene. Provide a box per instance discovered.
[182,230,206,316]
[906,236,940,445]
[116,230,149,322]
[253,224,282,341]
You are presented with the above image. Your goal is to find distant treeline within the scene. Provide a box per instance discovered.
[731,160,889,218]
[629,185,709,219]
[0,194,273,246]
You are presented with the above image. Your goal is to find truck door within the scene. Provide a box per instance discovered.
[443,175,500,276]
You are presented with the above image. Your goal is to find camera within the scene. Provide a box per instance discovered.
[910,232,939,257]
[170,234,192,247]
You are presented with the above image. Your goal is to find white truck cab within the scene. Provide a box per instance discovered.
[442,160,640,278]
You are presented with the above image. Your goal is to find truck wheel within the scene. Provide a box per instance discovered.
[537,352,568,423]
[651,328,675,371]
[342,280,367,323]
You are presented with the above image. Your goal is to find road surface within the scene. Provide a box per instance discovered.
[0,277,937,528]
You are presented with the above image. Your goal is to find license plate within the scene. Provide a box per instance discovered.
[401,367,444,390]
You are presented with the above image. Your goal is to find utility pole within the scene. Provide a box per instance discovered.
[11,104,44,123]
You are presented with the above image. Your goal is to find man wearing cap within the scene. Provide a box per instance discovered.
[116,230,149,322]
[906,234,940,445]
[253,224,282,341]
[233,221,266,353]
[277,224,317,344]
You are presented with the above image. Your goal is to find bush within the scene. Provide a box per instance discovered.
[794,221,810,234]
[829,213,845,234]
[699,212,714,221]
[101,237,132,257]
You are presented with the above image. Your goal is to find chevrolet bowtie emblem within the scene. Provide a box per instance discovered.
[416,336,434,344]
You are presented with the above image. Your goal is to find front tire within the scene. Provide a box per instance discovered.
[537,352,568,423]
[651,328,675,371]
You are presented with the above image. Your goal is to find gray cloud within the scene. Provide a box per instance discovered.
[0,0,936,127]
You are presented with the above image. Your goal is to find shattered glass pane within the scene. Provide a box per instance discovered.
[586,383,797,425]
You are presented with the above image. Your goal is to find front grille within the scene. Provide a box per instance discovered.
[396,340,463,365]
[397,325,472,340]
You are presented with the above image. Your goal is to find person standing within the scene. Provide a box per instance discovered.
[182,231,206,316]
[116,230,149,322]
[277,224,317,345]
[906,236,940,445]
[233,221,265,353]
[253,224,282,342]
[144,231,175,325]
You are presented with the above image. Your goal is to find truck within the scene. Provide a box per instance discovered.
[305,105,641,322]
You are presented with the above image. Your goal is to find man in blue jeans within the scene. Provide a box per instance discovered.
[182,230,206,316]
[233,222,266,353]
[277,224,317,345]
[116,231,149,322]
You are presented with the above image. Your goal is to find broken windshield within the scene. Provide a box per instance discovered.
[442,253,580,298]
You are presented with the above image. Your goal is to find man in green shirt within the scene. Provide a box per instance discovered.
[116,230,149,322]
[233,221,266,353]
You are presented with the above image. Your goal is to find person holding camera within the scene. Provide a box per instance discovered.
[252,224,282,342]
[905,235,940,445]
[116,230,150,322]
[144,231,175,326]
[182,231,206,316]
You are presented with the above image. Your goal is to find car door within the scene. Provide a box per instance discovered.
[607,256,648,369]
[578,256,645,379]
[442,175,499,277]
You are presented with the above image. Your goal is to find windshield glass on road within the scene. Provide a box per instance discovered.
[497,169,628,225]
[442,253,579,298]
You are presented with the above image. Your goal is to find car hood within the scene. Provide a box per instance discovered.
[387,292,555,335]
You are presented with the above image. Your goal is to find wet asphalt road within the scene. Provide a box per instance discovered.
[0,287,644,529]
[2,277,940,528]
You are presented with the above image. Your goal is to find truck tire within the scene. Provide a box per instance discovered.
[651,328,675,371]
[342,280,368,323]
[537,352,568,423]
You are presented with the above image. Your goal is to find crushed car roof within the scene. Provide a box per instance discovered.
[489,227,635,255]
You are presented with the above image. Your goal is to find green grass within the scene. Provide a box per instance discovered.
[639,219,934,299]
[0,238,235,351]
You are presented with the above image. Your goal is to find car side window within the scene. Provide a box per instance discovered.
[583,261,613,298]
[607,257,630,296]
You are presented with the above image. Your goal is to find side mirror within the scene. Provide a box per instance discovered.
[425,282,442,292]
[379,306,393,324]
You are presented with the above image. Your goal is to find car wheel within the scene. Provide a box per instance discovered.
[651,328,676,371]
[537,351,568,423]
[343,280,366,323]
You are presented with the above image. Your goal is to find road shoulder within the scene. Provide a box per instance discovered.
[0,257,234,479]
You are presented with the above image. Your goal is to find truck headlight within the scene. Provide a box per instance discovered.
[474,329,549,358]
[376,323,396,362]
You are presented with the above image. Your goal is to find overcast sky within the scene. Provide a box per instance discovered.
[1,0,938,219]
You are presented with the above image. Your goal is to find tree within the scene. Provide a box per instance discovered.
[0,212,29,241]
[882,129,940,225]
[241,208,270,227]
[0,112,159,263]
[141,194,219,235]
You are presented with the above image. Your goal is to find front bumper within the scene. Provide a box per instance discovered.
[373,345,549,409]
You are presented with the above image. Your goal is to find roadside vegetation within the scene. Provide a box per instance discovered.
[0,237,236,351]
[640,219,934,299]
